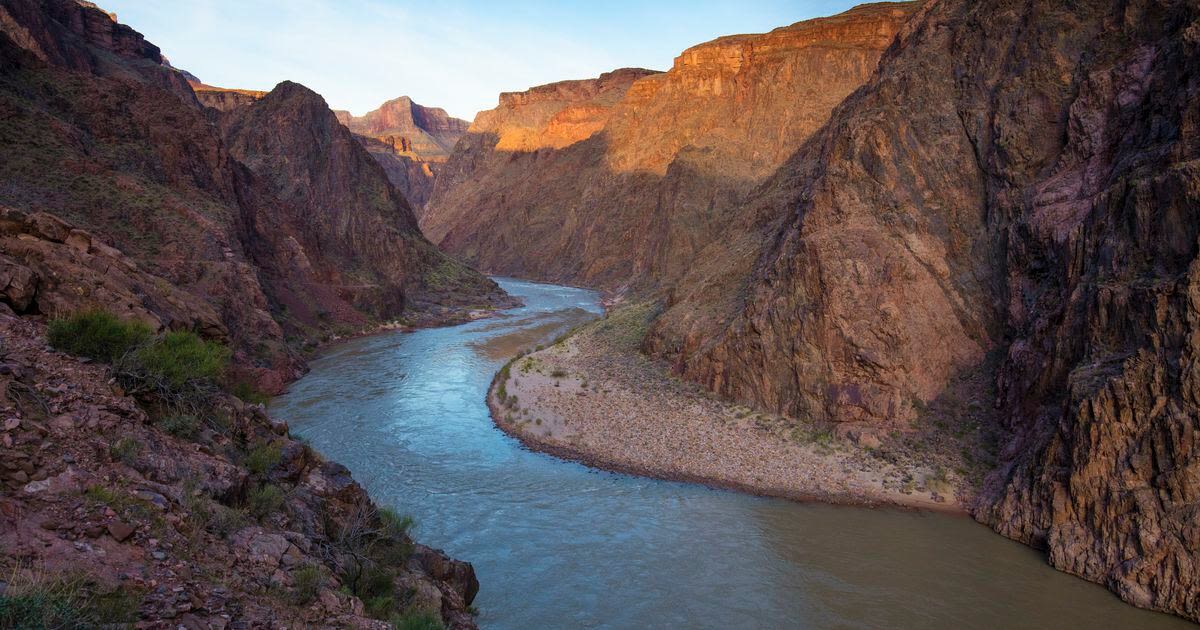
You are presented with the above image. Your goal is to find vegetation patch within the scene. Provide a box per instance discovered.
[47,310,151,363]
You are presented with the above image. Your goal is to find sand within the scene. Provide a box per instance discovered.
[487,310,977,513]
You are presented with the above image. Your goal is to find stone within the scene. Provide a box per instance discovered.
[107,520,135,543]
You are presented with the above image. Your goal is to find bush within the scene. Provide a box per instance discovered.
[247,484,285,520]
[115,330,229,410]
[130,331,228,388]
[244,442,282,476]
[207,505,249,538]
[290,564,323,606]
[47,311,151,362]
[109,437,142,466]
[0,565,141,627]
[392,611,445,630]
[159,414,200,440]
[231,381,270,406]
[550,368,567,379]
[378,507,413,540]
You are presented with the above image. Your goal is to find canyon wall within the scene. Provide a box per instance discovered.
[645,0,1199,620]
[338,97,470,210]
[0,0,508,391]
[426,3,917,290]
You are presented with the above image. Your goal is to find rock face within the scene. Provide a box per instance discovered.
[218,81,504,324]
[0,315,480,628]
[642,0,1200,621]
[0,1,494,625]
[425,3,917,287]
[0,0,509,389]
[190,82,266,111]
[338,97,470,210]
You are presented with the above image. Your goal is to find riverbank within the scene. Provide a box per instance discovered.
[489,304,995,513]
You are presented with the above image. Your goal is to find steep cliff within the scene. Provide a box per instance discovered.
[190,82,266,111]
[645,0,1200,620]
[337,97,470,211]
[426,3,917,288]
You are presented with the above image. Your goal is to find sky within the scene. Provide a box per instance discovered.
[102,1,865,121]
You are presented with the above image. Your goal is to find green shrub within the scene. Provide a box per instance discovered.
[159,414,200,440]
[208,505,248,538]
[47,310,151,362]
[129,331,228,388]
[247,484,285,520]
[290,564,323,606]
[109,437,142,466]
[392,611,445,630]
[245,442,283,476]
[379,507,413,540]
[359,566,396,618]
[0,566,141,627]
[231,381,271,406]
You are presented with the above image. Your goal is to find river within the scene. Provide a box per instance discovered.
[271,278,1190,629]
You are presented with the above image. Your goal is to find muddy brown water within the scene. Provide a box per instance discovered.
[272,278,1192,629]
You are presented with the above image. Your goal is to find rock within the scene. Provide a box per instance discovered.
[340,96,470,210]
[107,520,135,542]
[426,4,916,290]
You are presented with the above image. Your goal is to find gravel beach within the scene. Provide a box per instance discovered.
[488,306,982,512]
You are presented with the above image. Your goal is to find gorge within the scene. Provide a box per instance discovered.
[1,0,1199,628]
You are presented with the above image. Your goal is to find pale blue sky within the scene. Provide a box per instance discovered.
[102,1,865,121]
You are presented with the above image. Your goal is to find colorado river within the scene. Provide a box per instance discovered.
[272,278,1190,629]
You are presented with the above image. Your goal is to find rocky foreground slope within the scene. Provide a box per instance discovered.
[426,3,917,288]
[0,0,496,626]
[0,314,479,627]
[437,0,1200,622]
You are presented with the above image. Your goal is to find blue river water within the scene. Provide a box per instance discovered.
[271,278,1190,629]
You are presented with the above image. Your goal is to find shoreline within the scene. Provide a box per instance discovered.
[487,388,967,516]
[483,307,978,516]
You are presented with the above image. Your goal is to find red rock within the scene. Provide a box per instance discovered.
[107,520,135,542]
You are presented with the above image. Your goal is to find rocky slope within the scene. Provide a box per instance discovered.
[0,0,509,391]
[0,314,478,628]
[426,3,917,288]
[0,0,497,625]
[337,98,470,211]
[641,0,1200,621]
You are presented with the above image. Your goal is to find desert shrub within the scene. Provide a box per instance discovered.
[357,565,399,619]
[208,505,249,538]
[109,437,142,466]
[290,564,323,606]
[550,368,567,379]
[159,414,200,440]
[127,330,228,389]
[391,610,445,630]
[244,442,283,476]
[231,380,271,405]
[0,565,141,627]
[46,312,232,413]
[47,310,151,362]
[247,484,285,521]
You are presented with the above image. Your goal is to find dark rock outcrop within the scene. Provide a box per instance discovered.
[644,0,1200,621]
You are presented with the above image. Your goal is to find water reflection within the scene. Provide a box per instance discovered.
[272,278,1190,629]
